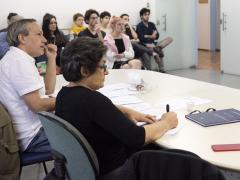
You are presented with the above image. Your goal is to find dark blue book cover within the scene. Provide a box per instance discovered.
[185,108,240,127]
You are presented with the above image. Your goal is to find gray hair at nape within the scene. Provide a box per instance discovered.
[7,19,36,47]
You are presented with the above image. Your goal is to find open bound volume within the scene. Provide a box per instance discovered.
[185,108,240,127]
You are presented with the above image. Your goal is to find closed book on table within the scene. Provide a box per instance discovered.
[185,108,240,127]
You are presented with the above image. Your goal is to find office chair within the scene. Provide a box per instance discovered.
[38,111,99,180]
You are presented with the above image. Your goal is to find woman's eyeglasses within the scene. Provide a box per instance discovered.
[98,64,107,72]
[49,21,57,25]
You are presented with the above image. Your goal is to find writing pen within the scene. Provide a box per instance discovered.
[166,104,170,112]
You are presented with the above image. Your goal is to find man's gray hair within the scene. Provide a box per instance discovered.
[7,19,36,47]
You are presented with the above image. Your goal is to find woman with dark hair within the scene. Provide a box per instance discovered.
[42,13,68,66]
[55,37,178,178]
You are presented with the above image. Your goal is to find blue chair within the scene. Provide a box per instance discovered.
[37,111,99,180]
[20,151,52,174]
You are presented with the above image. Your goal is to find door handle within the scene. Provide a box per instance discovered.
[162,14,167,32]
[222,13,227,31]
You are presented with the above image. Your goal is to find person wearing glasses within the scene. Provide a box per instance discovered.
[0,19,56,153]
[55,37,178,178]
[42,13,68,67]
[104,16,142,69]
[78,9,106,42]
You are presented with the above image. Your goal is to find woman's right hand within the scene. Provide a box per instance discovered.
[160,112,178,130]
[144,111,178,144]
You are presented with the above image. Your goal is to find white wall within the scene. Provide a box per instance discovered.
[154,0,197,70]
[0,0,149,29]
[198,2,211,50]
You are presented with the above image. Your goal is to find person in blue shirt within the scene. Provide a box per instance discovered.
[0,31,8,59]
[136,8,173,73]
[136,8,159,46]
[0,13,22,59]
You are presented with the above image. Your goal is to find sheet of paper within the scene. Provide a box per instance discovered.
[99,83,130,93]
[159,96,212,110]
[100,89,138,98]
[165,122,185,135]
[137,119,185,136]
[111,95,143,105]
[124,103,152,112]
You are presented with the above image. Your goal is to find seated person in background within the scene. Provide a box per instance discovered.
[69,13,86,37]
[104,16,142,69]
[136,8,173,73]
[78,9,106,42]
[121,13,153,70]
[0,13,22,59]
[55,37,178,177]
[42,13,68,67]
[0,19,56,152]
[99,11,111,33]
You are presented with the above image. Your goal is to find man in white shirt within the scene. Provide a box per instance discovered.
[0,19,56,152]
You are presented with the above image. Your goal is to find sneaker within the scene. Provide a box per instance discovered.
[159,69,166,73]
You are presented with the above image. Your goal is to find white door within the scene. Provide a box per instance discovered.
[154,0,197,70]
[221,0,240,75]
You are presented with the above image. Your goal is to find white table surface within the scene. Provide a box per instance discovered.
[56,69,240,171]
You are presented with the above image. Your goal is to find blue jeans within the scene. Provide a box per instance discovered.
[24,127,51,153]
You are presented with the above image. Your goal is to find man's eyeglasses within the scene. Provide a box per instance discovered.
[98,64,107,72]
[90,16,99,20]
[189,108,216,115]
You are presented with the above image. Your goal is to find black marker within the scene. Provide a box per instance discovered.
[166,104,170,112]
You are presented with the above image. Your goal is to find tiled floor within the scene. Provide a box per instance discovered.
[21,161,53,180]
[168,50,240,90]
[197,50,220,71]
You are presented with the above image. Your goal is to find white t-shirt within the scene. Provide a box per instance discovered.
[0,47,45,151]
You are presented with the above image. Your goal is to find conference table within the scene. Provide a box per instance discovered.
[55,69,240,171]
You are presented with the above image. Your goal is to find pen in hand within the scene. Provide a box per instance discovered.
[166,104,170,112]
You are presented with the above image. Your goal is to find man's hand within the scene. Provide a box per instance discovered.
[152,30,158,39]
[44,44,57,61]
[144,31,158,40]
[44,44,57,95]
[144,35,150,39]
[94,24,101,34]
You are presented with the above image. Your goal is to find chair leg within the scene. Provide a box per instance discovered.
[42,162,48,175]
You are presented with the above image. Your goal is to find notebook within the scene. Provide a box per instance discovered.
[185,108,240,127]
